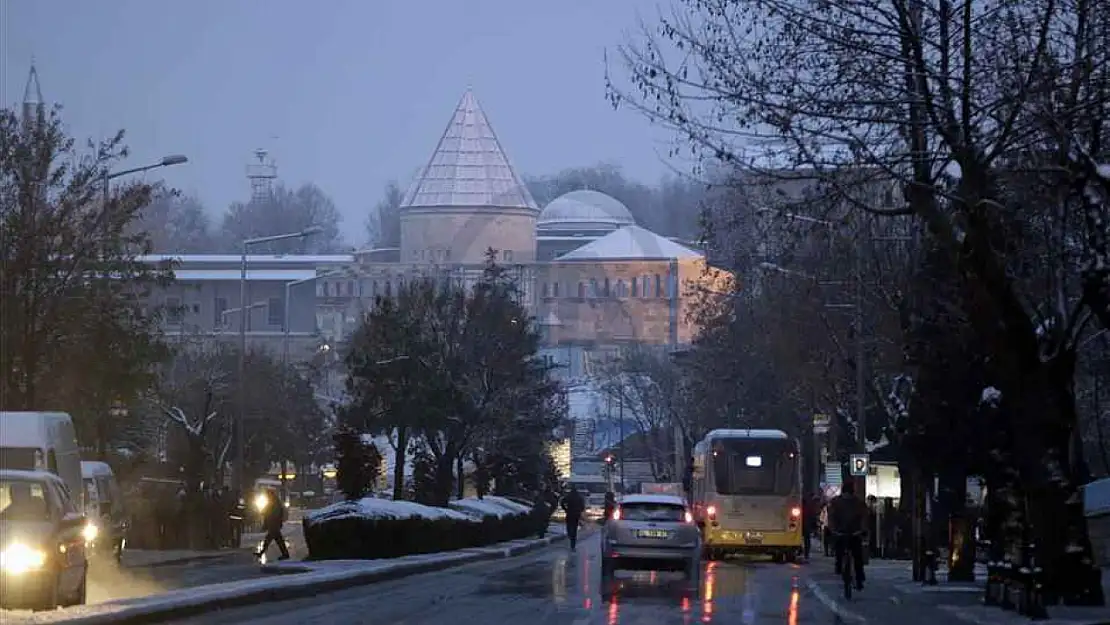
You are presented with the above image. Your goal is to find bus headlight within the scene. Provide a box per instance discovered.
[0,543,47,575]
[82,522,99,543]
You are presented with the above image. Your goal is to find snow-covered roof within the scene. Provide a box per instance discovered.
[173,269,317,281]
[619,493,687,507]
[401,90,538,211]
[139,254,355,265]
[556,225,702,261]
[537,190,636,232]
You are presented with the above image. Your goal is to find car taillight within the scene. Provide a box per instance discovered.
[684,510,694,524]
[612,507,621,521]
[790,507,802,518]
[706,505,717,519]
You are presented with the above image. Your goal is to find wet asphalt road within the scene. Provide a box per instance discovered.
[167,533,822,625]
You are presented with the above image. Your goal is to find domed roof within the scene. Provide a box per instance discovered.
[537,190,636,231]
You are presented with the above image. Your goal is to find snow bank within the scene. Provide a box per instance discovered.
[482,496,532,514]
[305,497,475,525]
[449,497,522,519]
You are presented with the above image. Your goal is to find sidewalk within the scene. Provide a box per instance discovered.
[804,554,1109,625]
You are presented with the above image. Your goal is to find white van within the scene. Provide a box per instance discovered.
[81,461,127,560]
[0,412,84,512]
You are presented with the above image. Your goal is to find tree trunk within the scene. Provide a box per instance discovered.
[433,453,454,507]
[1014,359,1105,606]
[392,427,407,500]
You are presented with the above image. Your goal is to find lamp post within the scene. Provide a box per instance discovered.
[235,227,322,495]
[282,270,347,365]
[103,154,188,207]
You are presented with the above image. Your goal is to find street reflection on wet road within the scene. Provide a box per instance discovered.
[168,533,822,624]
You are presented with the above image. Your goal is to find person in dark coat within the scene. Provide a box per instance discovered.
[255,490,289,560]
[802,493,821,560]
[560,487,586,550]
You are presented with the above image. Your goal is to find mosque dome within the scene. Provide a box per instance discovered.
[536,190,636,233]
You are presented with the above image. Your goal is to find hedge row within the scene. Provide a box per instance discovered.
[304,510,544,560]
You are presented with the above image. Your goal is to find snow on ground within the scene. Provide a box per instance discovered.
[449,497,519,518]
[305,497,476,525]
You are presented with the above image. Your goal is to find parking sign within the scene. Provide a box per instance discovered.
[850,454,870,477]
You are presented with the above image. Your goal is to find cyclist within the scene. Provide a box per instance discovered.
[828,480,868,590]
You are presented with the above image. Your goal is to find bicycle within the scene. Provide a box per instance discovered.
[834,530,866,600]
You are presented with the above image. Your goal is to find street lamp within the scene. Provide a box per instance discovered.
[282,269,349,365]
[102,154,189,206]
[235,226,322,495]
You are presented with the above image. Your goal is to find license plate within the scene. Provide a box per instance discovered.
[635,529,673,539]
[744,533,764,544]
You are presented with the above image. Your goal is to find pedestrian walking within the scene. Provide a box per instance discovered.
[255,489,290,561]
[561,486,585,550]
[802,492,820,560]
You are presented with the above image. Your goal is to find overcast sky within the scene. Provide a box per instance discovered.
[1,0,677,231]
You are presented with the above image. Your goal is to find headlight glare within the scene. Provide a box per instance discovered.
[82,522,99,543]
[0,543,47,575]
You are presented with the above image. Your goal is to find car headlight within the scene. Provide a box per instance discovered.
[0,543,47,575]
[82,522,99,543]
[253,494,269,512]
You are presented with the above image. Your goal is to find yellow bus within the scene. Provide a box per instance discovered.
[690,428,803,562]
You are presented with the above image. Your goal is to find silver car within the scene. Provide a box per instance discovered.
[600,494,701,584]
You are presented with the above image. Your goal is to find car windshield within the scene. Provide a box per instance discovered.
[0,478,52,521]
[620,502,686,522]
[712,438,797,496]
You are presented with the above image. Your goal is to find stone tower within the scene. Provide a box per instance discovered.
[399,90,538,266]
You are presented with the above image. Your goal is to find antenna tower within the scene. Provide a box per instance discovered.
[246,148,277,202]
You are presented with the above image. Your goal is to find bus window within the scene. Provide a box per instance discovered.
[711,438,796,495]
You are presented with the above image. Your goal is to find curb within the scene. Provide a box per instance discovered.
[49,534,566,625]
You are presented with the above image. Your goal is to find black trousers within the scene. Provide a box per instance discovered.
[565,516,580,547]
[260,528,289,558]
[834,534,866,585]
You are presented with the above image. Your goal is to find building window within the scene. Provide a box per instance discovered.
[603,278,611,297]
[542,282,550,298]
[552,282,560,297]
[631,277,639,297]
[503,250,513,263]
[577,282,586,298]
[268,297,283,327]
[165,296,183,325]
[346,281,354,297]
[214,297,228,326]
[385,281,392,297]
[445,249,452,261]
[589,279,600,298]
[655,275,663,298]
[616,280,628,297]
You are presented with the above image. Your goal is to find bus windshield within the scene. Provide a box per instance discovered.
[711,438,796,496]
[568,481,608,495]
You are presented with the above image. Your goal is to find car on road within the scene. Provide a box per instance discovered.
[0,469,90,610]
[600,493,701,586]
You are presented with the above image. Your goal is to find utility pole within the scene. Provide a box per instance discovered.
[854,234,867,499]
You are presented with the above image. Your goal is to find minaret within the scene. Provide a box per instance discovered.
[22,62,45,127]
[246,148,277,203]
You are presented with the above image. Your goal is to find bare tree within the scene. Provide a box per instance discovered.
[610,0,1109,600]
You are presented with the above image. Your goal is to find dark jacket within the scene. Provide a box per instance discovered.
[561,490,585,519]
[263,494,285,532]
[828,493,869,534]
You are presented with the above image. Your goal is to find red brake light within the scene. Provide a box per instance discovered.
[612,507,621,521]
[684,510,694,524]
[790,506,802,518]
[706,505,717,518]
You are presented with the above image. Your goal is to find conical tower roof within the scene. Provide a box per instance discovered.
[401,90,538,211]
